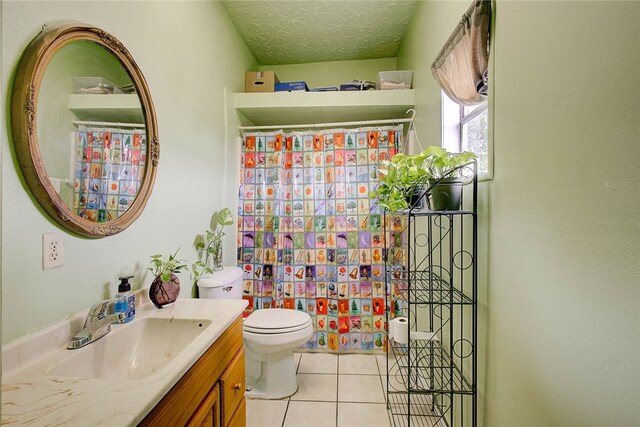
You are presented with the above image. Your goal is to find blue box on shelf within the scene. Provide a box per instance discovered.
[275,81,309,92]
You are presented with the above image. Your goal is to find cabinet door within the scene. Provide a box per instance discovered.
[188,384,220,427]
[220,349,245,426]
[226,398,246,427]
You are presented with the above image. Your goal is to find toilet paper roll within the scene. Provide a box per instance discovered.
[390,317,409,344]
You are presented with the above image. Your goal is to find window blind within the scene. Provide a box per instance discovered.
[431,0,492,106]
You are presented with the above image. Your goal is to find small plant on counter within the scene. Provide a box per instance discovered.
[148,248,188,282]
[147,248,187,308]
[192,207,234,281]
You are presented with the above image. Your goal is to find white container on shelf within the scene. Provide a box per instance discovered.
[73,77,123,94]
[377,70,414,90]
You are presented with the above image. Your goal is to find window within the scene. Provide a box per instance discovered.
[442,92,492,179]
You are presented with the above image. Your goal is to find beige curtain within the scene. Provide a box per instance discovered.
[431,0,491,106]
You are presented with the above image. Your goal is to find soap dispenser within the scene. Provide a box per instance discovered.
[115,275,135,323]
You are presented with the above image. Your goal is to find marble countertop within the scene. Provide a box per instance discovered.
[2,296,247,426]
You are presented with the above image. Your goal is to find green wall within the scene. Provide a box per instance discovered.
[399,1,640,426]
[487,2,639,425]
[1,1,257,344]
[396,0,464,150]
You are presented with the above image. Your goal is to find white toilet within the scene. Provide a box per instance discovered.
[197,267,313,399]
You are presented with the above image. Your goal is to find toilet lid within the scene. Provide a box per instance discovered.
[243,321,312,335]
[197,267,243,288]
[244,308,311,332]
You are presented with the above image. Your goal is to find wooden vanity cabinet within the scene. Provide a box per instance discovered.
[139,316,245,427]
[220,350,246,426]
[190,384,220,427]
[227,399,246,427]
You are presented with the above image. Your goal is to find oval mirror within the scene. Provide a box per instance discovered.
[10,22,158,238]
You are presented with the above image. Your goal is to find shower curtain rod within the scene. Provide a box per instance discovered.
[238,117,413,132]
[72,120,145,129]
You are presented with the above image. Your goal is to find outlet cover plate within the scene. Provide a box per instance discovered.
[43,232,64,269]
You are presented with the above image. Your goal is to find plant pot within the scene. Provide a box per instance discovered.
[149,273,180,308]
[429,178,463,211]
[406,186,427,209]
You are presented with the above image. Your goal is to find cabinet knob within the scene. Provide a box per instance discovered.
[233,382,243,391]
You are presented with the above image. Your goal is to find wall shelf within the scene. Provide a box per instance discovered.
[68,94,143,123]
[233,90,415,126]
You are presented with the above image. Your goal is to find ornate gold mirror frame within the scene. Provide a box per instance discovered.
[10,22,159,238]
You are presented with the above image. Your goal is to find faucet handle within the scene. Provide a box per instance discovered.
[85,298,123,327]
[69,311,127,349]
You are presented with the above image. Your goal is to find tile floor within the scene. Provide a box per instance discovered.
[246,352,393,427]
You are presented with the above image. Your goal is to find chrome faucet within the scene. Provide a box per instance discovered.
[67,299,126,349]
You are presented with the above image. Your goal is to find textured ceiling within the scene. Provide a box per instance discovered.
[220,1,417,65]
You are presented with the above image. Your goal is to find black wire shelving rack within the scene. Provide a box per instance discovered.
[384,162,477,427]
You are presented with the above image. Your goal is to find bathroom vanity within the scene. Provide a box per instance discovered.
[1,298,247,426]
[139,316,246,426]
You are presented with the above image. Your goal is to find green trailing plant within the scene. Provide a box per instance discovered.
[423,146,477,211]
[369,147,477,212]
[369,151,433,211]
[192,208,234,281]
[148,248,188,283]
[422,146,476,180]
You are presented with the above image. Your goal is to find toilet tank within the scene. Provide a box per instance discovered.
[197,267,243,300]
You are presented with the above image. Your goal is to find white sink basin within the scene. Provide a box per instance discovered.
[2,298,248,426]
[51,317,212,380]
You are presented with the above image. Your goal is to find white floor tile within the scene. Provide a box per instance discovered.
[246,398,289,427]
[339,354,380,375]
[290,373,338,402]
[284,401,337,427]
[298,352,338,374]
[375,354,391,375]
[338,402,391,427]
[338,374,385,403]
[381,360,410,394]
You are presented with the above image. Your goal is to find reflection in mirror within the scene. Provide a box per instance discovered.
[10,22,158,238]
[37,40,145,223]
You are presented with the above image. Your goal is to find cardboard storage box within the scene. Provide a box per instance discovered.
[275,81,309,92]
[245,71,279,92]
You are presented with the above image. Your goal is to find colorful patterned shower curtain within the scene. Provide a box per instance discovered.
[238,126,401,352]
[74,127,146,222]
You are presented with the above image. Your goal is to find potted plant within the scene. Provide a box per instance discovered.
[422,146,476,211]
[369,152,433,211]
[192,208,234,283]
[148,248,188,308]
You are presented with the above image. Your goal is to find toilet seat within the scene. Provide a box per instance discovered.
[243,309,311,334]
[244,320,312,334]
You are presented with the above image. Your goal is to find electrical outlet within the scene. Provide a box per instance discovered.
[43,232,64,269]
